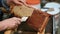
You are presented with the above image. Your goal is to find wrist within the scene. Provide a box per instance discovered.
[0,21,7,31]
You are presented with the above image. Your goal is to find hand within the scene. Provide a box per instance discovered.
[6,0,26,5]
[0,17,21,31]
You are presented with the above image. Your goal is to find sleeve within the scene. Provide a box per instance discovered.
[0,0,3,7]
[0,0,10,12]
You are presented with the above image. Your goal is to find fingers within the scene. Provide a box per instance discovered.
[11,23,18,29]
[12,17,21,21]
[12,17,21,24]
[0,17,21,30]
[14,19,21,25]
[6,17,21,29]
[7,0,26,5]
[7,23,18,29]
[7,20,19,29]
[13,0,23,5]
[19,0,26,2]
[19,0,26,4]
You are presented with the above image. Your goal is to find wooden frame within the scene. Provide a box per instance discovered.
[26,10,51,33]
[4,2,51,34]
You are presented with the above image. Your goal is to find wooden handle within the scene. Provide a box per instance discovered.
[4,28,17,34]
[4,30,14,34]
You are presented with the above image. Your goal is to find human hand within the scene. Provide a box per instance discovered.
[0,17,21,31]
[6,0,26,5]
